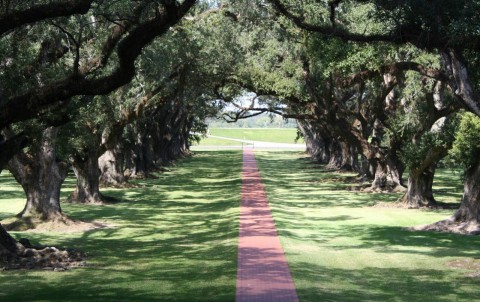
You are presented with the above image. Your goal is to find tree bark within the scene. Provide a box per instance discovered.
[131,133,152,178]
[7,127,67,220]
[325,140,356,171]
[401,165,436,208]
[0,131,28,173]
[416,157,480,235]
[69,149,103,204]
[441,49,480,116]
[99,148,126,186]
[369,158,404,192]
[453,158,480,225]
[400,142,450,207]
[298,121,332,163]
[0,0,94,36]
[0,223,26,264]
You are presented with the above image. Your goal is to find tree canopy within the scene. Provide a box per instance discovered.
[2,0,480,270]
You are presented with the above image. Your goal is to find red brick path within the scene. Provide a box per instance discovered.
[236,147,299,302]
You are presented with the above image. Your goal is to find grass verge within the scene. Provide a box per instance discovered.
[255,151,479,302]
[193,137,245,147]
[0,151,242,302]
[201,128,302,144]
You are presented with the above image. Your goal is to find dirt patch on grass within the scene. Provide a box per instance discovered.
[373,202,414,209]
[446,258,480,278]
[373,201,460,210]
[27,219,112,233]
[3,216,113,233]
[100,182,145,189]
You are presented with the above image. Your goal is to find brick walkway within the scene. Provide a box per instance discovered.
[236,147,299,302]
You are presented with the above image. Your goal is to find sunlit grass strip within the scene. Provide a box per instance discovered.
[208,128,302,144]
[193,137,245,146]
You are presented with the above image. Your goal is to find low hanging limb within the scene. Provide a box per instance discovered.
[214,79,310,123]
[0,0,197,129]
[0,0,94,36]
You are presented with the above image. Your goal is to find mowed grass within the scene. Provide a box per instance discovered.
[194,137,245,147]
[255,151,479,302]
[195,128,302,146]
[0,151,242,302]
[1,150,477,301]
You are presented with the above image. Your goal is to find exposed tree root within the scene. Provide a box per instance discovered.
[99,194,122,204]
[409,217,480,235]
[67,192,122,205]
[100,181,142,189]
[363,184,406,194]
[125,170,159,180]
[0,227,87,271]
[1,243,87,271]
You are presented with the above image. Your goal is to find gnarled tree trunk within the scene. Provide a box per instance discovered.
[326,140,355,171]
[298,121,331,163]
[453,159,480,226]
[416,157,480,234]
[0,223,27,265]
[127,128,156,178]
[99,148,126,186]
[400,144,450,208]
[369,157,404,192]
[0,131,28,174]
[69,149,103,204]
[401,165,436,208]
[7,127,67,221]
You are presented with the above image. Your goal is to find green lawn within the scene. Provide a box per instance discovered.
[0,151,242,302]
[195,128,302,146]
[193,137,245,147]
[1,150,477,302]
[255,151,479,302]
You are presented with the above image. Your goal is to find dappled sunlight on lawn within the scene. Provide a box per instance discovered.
[1,150,477,302]
[0,151,242,302]
[255,151,480,302]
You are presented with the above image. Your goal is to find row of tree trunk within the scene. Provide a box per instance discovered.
[297,50,480,233]
[0,100,198,267]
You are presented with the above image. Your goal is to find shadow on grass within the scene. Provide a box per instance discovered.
[287,225,480,302]
[0,151,243,302]
[255,152,402,209]
[0,172,25,199]
[254,151,478,302]
[292,261,478,302]
[353,225,480,257]
[0,189,24,200]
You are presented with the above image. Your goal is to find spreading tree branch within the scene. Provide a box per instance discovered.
[268,0,400,43]
[268,0,480,51]
[0,131,28,172]
[51,21,81,74]
[0,0,94,36]
[335,62,448,87]
[0,0,197,129]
